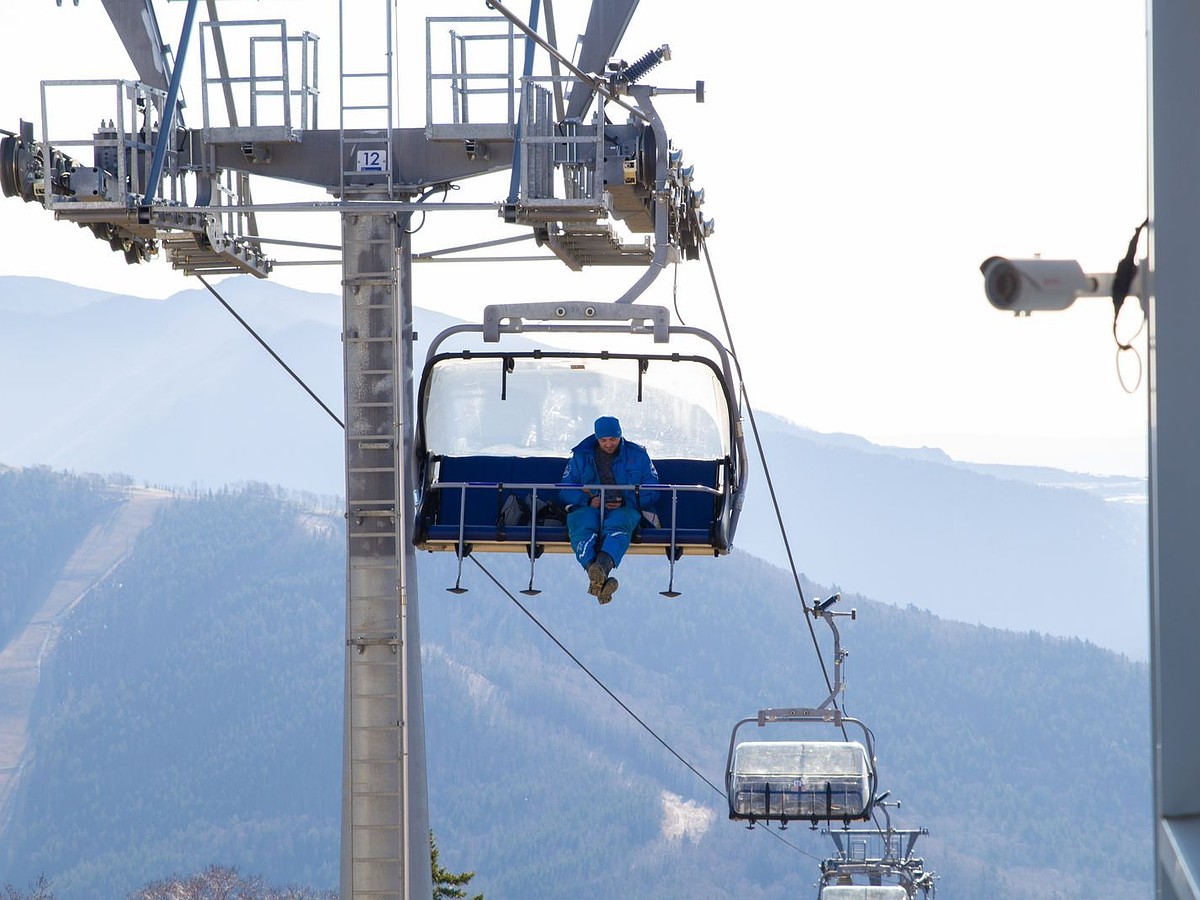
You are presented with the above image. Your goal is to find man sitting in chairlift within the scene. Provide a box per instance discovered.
[560,416,659,605]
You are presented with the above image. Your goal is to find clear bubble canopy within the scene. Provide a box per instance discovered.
[422,353,733,460]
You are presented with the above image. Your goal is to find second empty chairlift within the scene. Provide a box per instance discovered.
[817,887,911,900]
[815,797,937,898]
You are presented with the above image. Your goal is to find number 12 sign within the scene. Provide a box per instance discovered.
[356,149,388,173]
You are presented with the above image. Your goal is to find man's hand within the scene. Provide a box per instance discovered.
[590,495,625,509]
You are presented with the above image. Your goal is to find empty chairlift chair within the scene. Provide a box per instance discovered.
[728,738,874,824]
[725,595,879,828]
[412,301,747,594]
[726,716,877,828]
[816,802,937,899]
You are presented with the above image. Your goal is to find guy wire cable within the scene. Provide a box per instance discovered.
[470,555,823,862]
[197,274,344,429]
[471,556,721,793]
[699,227,897,849]
[194,184,457,431]
[695,228,842,721]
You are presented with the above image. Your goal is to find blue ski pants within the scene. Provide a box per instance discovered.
[567,505,642,569]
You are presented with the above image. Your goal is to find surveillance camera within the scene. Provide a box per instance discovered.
[979,257,1097,314]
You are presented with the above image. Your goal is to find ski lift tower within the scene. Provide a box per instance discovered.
[1,1,709,897]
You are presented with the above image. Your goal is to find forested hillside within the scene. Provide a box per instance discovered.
[0,467,117,648]
[421,552,1151,899]
[2,486,343,896]
[0,476,1151,899]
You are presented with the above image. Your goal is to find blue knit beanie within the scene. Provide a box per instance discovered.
[594,416,622,439]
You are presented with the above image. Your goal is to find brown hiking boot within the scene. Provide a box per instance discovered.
[596,577,619,605]
[587,562,607,596]
[586,552,614,597]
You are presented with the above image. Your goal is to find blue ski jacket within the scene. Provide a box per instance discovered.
[559,436,659,513]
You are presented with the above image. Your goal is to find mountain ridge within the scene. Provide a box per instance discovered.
[0,275,1149,660]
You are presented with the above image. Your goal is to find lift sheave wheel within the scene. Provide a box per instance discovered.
[0,135,34,202]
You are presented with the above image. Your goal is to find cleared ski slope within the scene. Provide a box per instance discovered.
[0,487,170,835]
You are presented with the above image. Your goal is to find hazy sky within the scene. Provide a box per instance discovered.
[0,0,1149,476]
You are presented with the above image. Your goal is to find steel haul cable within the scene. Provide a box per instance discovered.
[697,227,893,848]
[470,554,822,861]
[695,230,843,723]
[197,274,344,429]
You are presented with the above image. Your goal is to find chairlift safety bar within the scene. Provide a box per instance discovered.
[435,480,718,560]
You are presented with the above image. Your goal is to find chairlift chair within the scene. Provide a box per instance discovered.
[816,863,928,900]
[411,301,747,595]
[725,720,877,828]
[817,886,911,900]
[724,596,879,828]
[817,860,932,900]
[818,809,935,900]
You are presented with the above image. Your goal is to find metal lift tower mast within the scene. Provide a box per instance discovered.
[1149,1,1200,896]
[980,1,1200,892]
